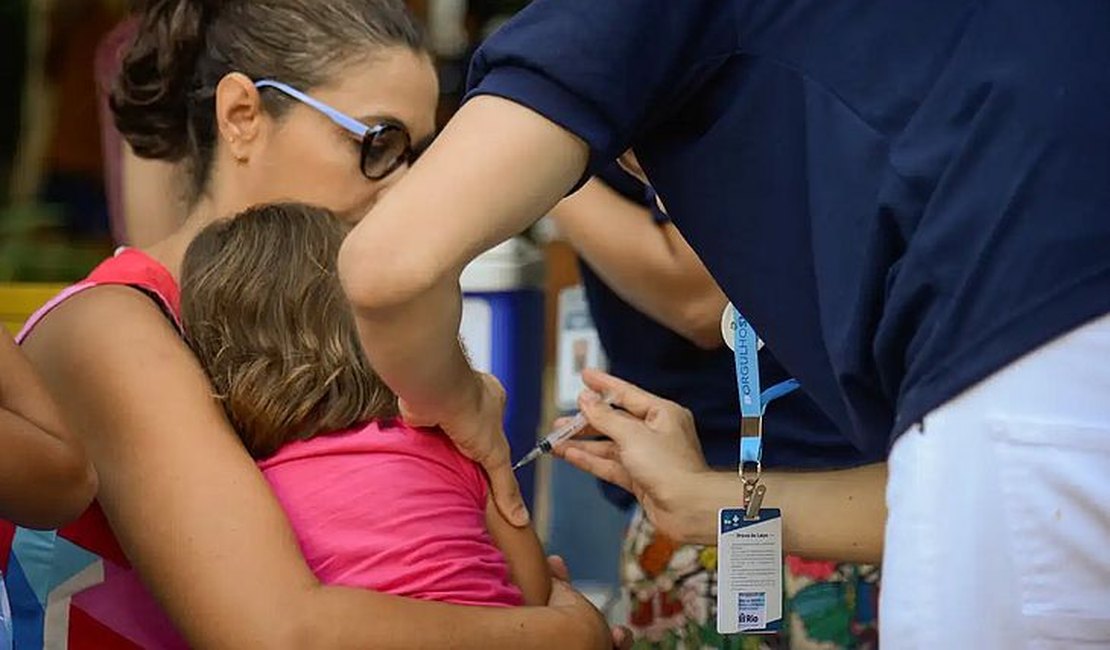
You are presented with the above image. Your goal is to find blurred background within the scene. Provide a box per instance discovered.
[0,0,628,613]
[0,0,525,283]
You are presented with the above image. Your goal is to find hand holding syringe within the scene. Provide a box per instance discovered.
[512,395,613,471]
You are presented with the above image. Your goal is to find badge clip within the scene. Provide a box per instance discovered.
[744,483,766,520]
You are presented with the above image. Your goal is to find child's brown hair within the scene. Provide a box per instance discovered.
[180,202,396,458]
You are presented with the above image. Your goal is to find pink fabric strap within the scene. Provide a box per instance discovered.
[15,283,96,344]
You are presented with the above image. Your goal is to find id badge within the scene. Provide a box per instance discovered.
[716,508,783,635]
[555,285,607,412]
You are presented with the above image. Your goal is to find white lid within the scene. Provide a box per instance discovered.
[460,237,545,292]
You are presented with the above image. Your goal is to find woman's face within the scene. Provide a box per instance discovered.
[234,48,439,223]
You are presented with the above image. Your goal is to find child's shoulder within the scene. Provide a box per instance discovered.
[371,421,489,502]
[375,421,487,480]
[259,419,489,504]
[261,420,479,470]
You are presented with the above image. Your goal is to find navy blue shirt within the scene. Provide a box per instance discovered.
[469,0,1110,454]
[584,164,875,508]
[586,163,873,462]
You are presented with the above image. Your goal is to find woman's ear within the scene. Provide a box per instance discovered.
[215,72,265,163]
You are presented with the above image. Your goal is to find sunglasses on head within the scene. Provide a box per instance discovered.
[254,79,417,181]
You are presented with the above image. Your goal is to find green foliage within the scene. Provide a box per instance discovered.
[0,202,109,282]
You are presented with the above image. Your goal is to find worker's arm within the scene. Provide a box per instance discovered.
[557,369,886,564]
[339,96,588,526]
[550,178,727,349]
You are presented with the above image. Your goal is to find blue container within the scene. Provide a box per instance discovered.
[459,238,545,510]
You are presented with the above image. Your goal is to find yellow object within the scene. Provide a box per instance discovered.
[699,546,718,571]
[0,283,67,335]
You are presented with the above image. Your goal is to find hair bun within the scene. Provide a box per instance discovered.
[110,0,217,160]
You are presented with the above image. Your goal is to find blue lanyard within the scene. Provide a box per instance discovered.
[732,310,800,467]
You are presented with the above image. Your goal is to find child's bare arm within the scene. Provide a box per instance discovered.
[485,494,552,605]
[0,328,96,528]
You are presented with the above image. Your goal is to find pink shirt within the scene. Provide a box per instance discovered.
[258,421,524,607]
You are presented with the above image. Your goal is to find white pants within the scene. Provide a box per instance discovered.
[881,313,1110,650]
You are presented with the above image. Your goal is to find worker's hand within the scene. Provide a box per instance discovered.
[555,369,711,542]
[400,370,529,527]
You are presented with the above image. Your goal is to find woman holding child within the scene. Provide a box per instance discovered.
[8,1,1109,648]
[3,0,610,647]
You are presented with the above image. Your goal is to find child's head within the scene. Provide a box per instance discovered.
[180,202,396,458]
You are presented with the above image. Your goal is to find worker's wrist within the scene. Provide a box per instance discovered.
[445,360,482,407]
[663,470,737,545]
[398,351,480,424]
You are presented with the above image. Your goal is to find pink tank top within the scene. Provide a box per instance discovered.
[1,249,520,650]
[260,422,522,607]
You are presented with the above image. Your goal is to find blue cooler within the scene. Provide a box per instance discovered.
[458,238,545,510]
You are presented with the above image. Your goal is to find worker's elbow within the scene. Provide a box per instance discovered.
[675,299,727,351]
[338,229,442,314]
[685,322,726,351]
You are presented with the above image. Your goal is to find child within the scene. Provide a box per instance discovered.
[179,203,550,607]
[0,329,97,530]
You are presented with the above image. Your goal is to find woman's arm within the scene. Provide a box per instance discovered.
[549,178,728,349]
[0,328,96,529]
[20,286,608,650]
[485,495,552,606]
[339,96,589,526]
[557,370,886,564]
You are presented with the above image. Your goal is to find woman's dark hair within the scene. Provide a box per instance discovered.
[112,0,424,199]
[180,202,398,459]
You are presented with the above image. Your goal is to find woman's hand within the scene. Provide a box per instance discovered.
[546,555,620,649]
[555,369,717,543]
[400,370,529,526]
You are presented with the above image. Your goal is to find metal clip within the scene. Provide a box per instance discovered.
[739,459,762,492]
[744,483,766,520]
[739,415,764,520]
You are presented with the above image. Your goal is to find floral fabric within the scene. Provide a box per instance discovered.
[621,508,880,650]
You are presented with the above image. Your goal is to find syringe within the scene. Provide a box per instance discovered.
[512,406,600,471]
